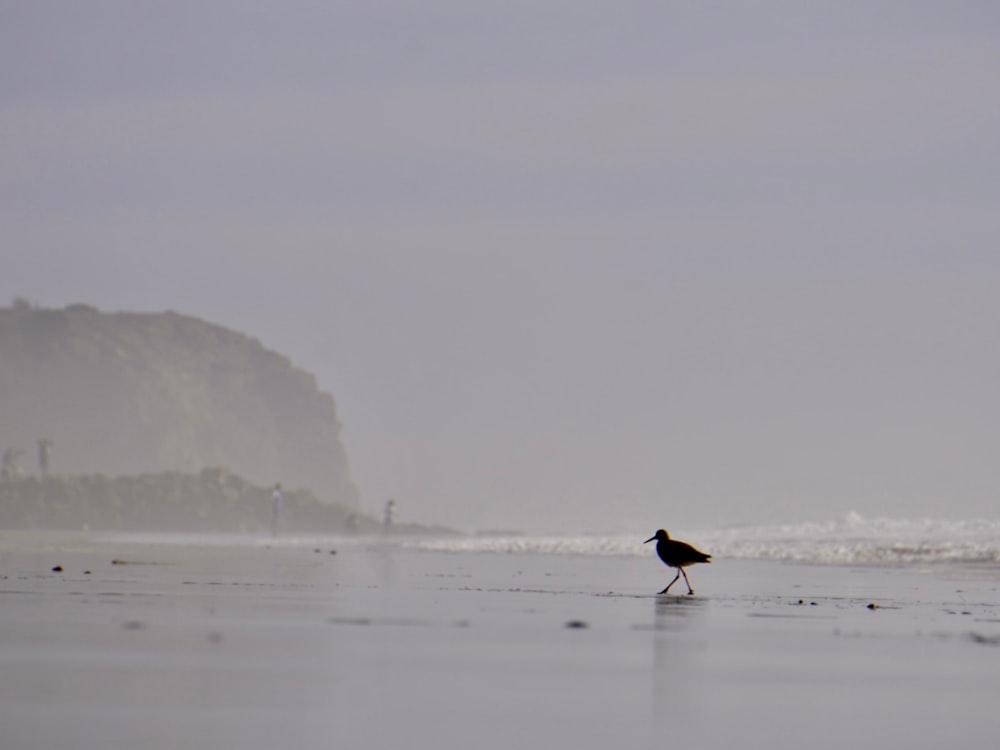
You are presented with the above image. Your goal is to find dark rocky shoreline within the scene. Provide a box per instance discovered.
[0,468,455,536]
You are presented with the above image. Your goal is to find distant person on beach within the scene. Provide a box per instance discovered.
[346,513,360,532]
[2,448,22,480]
[271,483,284,537]
[383,499,396,531]
[38,439,52,478]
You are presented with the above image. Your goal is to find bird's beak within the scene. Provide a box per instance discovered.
[644,535,656,544]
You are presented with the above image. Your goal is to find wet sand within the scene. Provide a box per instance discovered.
[1,531,999,749]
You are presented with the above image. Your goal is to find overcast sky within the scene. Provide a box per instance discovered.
[3,2,999,532]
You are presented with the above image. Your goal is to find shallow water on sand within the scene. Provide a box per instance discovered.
[1,533,998,749]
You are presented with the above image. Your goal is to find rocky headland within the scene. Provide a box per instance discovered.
[0,302,410,531]
[0,302,357,506]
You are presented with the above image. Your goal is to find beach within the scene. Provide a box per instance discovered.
[1,531,998,749]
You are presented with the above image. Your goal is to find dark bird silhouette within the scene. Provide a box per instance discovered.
[644,529,711,595]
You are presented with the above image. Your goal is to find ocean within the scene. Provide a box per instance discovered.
[400,512,1000,566]
[92,511,1000,568]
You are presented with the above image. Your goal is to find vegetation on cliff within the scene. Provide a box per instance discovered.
[0,468,365,533]
[0,468,455,535]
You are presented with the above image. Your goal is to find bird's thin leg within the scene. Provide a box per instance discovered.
[680,568,694,596]
[659,570,681,595]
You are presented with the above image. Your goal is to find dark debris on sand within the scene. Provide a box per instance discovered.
[970,632,1000,646]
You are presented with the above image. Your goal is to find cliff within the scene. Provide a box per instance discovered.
[0,302,358,510]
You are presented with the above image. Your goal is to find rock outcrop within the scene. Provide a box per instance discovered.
[0,302,358,508]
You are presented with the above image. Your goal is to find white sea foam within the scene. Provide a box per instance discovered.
[698,513,1000,565]
[401,513,1000,566]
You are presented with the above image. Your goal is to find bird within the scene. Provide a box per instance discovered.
[644,529,711,595]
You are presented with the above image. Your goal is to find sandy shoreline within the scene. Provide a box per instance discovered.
[2,531,999,749]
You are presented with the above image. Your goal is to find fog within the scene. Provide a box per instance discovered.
[3,2,999,533]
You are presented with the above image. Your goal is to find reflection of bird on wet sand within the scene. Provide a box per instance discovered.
[644,529,711,595]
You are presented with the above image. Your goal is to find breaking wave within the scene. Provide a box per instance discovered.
[403,513,1000,566]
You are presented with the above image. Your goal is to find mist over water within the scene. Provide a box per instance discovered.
[4,4,1000,537]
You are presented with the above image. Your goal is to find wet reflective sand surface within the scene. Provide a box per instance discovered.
[2,532,998,749]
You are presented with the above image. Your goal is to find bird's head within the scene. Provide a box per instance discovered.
[644,529,669,544]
